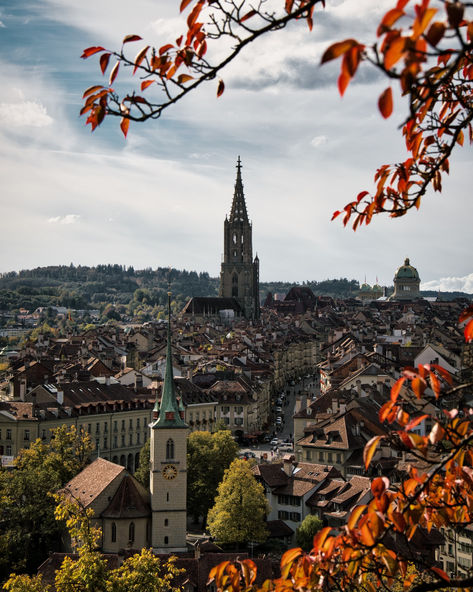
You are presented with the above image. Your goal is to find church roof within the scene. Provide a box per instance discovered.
[228,156,249,224]
[61,457,124,508]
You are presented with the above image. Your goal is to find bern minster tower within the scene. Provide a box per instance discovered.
[220,158,260,320]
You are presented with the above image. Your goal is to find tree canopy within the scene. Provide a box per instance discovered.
[207,458,269,545]
[187,429,239,525]
[0,426,93,578]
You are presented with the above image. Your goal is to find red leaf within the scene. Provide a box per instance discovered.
[364,436,382,469]
[378,87,393,118]
[122,35,143,44]
[411,376,426,399]
[241,10,257,22]
[109,61,119,85]
[390,377,405,403]
[141,80,154,91]
[177,73,194,84]
[371,476,389,498]
[81,46,105,59]
[100,52,111,75]
[133,46,150,74]
[405,414,429,431]
[331,210,341,221]
[459,304,473,323]
[82,85,104,99]
[465,319,473,343]
[180,0,194,11]
[120,117,130,138]
[285,0,295,13]
[431,567,450,582]
[321,39,358,64]
[159,44,174,56]
[217,79,225,97]
[426,21,446,46]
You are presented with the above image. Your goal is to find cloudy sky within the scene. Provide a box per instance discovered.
[0,0,471,291]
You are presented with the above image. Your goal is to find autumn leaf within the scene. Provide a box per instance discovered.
[133,46,150,74]
[141,80,154,91]
[217,79,225,97]
[378,87,393,118]
[364,435,383,469]
[122,34,143,44]
[321,39,359,64]
[81,46,105,59]
[99,52,111,75]
[240,10,257,22]
[106,62,118,86]
[82,85,104,99]
[120,117,130,138]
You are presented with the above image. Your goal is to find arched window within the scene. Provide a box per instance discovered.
[164,518,169,527]
[232,273,238,298]
[129,522,135,543]
[166,438,174,460]
[111,522,116,543]
[232,233,237,244]
[164,536,169,545]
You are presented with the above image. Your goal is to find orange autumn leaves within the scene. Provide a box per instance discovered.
[329,0,473,229]
[209,353,473,592]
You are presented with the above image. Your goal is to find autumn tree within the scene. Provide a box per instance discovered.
[3,496,185,592]
[187,428,238,526]
[207,458,269,546]
[0,426,93,578]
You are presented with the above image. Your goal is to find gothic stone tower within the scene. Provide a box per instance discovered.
[219,158,260,320]
[150,293,188,553]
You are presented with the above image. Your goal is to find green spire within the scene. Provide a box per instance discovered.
[151,291,187,429]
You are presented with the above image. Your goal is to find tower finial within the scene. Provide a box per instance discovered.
[236,156,242,175]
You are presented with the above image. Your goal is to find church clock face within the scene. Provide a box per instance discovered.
[162,464,178,480]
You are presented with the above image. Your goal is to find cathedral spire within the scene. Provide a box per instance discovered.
[229,156,249,224]
[151,291,187,429]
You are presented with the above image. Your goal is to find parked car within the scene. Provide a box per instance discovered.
[270,438,280,446]
[276,406,282,413]
[280,443,293,452]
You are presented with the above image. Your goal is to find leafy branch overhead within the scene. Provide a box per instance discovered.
[80,0,472,228]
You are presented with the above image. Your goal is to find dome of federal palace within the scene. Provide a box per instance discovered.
[394,258,420,280]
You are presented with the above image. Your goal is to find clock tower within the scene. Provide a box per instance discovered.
[150,292,189,553]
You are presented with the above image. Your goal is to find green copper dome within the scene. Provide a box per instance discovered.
[395,258,420,280]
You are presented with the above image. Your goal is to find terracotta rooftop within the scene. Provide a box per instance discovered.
[61,457,125,508]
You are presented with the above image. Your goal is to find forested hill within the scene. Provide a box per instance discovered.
[0,265,470,316]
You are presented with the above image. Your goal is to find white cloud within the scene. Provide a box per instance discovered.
[48,214,81,225]
[0,21,5,28]
[422,274,473,294]
[0,100,53,127]
[311,135,328,147]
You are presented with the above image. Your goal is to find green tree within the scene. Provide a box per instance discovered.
[207,459,269,546]
[295,514,323,552]
[3,497,184,592]
[187,429,238,526]
[133,438,150,488]
[0,426,93,577]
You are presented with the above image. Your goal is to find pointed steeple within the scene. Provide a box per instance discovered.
[151,292,187,429]
[229,156,249,224]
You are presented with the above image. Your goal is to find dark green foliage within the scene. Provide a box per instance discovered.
[133,438,150,489]
[187,429,238,526]
[0,426,93,578]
